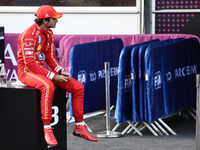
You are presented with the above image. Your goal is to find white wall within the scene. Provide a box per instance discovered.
[0,4,141,34]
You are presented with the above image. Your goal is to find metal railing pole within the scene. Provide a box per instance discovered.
[196,74,200,150]
[96,62,122,138]
[105,62,111,134]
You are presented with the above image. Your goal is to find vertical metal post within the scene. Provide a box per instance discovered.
[140,0,145,34]
[96,62,122,138]
[105,62,111,134]
[196,74,200,150]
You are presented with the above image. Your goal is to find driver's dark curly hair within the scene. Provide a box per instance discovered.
[34,14,50,25]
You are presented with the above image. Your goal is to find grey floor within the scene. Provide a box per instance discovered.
[67,110,196,150]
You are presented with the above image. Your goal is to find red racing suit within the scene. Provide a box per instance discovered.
[17,23,84,125]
